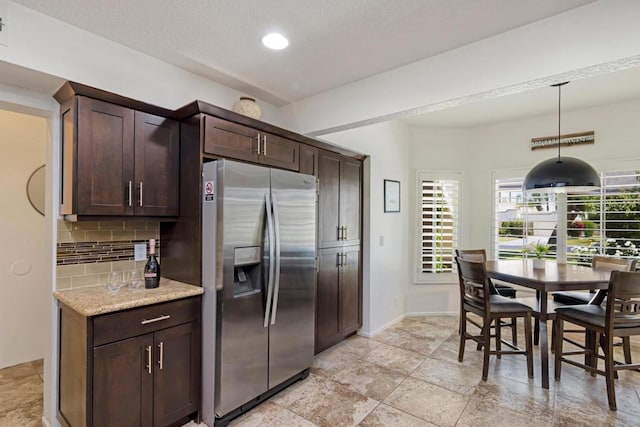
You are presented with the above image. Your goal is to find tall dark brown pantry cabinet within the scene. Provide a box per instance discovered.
[316,149,362,353]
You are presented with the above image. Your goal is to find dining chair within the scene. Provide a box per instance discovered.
[456,257,533,381]
[554,270,640,411]
[553,255,637,305]
[552,255,637,362]
[456,249,518,346]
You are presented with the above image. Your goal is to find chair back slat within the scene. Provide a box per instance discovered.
[592,255,637,272]
[606,270,640,329]
[456,257,490,310]
[456,249,486,262]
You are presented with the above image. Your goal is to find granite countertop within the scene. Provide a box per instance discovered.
[54,278,204,316]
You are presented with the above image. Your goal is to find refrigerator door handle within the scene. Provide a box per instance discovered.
[270,192,281,325]
[263,192,276,328]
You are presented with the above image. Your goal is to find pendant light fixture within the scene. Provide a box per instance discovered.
[523,81,600,193]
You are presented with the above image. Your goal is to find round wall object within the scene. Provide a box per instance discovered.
[232,97,262,119]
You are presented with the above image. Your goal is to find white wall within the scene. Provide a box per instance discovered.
[406,127,470,314]
[323,120,410,335]
[408,97,640,314]
[0,109,48,368]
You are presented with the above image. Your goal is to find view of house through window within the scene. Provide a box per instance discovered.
[494,170,640,266]
[419,173,460,276]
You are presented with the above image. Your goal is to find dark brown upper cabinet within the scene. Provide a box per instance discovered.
[203,115,299,171]
[60,96,179,218]
[318,150,362,248]
[299,144,319,176]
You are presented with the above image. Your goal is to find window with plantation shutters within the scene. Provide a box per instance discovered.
[493,169,640,267]
[494,177,558,260]
[418,172,460,278]
[567,169,640,266]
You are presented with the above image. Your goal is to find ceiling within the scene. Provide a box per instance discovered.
[12,0,596,107]
[6,0,640,130]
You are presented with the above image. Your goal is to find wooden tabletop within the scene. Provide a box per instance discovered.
[485,259,610,292]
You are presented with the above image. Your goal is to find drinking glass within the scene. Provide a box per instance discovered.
[106,271,123,291]
[126,270,144,289]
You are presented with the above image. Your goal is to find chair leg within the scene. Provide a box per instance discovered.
[482,317,491,381]
[511,316,518,346]
[603,335,617,411]
[476,323,484,351]
[622,337,632,364]
[525,313,533,378]
[458,310,467,362]
[554,318,564,381]
[534,318,540,346]
[495,318,502,360]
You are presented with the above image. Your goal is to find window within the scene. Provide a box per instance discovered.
[494,177,558,259]
[567,169,640,265]
[417,172,460,280]
[494,169,640,266]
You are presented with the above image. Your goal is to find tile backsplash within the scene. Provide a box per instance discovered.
[56,220,159,289]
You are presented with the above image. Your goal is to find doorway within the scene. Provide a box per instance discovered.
[0,109,48,423]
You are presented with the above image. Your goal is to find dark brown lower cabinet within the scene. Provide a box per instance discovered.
[316,246,361,353]
[58,296,201,427]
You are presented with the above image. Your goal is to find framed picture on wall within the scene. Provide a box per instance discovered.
[384,179,400,213]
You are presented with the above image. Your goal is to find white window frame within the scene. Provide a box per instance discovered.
[415,170,463,283]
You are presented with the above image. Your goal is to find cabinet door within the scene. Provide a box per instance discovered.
[260,133,299,171]
[203,115,259,162]
[77,97,134,215]
[316,247,342,354]
[317,150,341,248]
[340,158,362,246]
[340,247,361,335]
[153,321,201,427]
[93,334,153,427]
[299,144,319,176]
[134,112,180,216]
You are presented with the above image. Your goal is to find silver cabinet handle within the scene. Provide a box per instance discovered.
[263,135,267,156]
[141,314,171,325]
[158,342,164,370]
[336,253,342,267]
[256,133,261,154]
[128,181,133,206]
[337,226,342,241]
[146,345,152,374]
[343,226,347,240]
[139,182,143,207]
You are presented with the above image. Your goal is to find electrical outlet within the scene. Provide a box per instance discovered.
[0,2,8,47]
[134,243,146,261]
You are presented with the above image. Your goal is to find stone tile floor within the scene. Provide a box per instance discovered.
[2,316,639,426]
[0,359,43,427]
[230,315,640,427]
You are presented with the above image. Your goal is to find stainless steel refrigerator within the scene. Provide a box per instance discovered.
[201,159,316,425]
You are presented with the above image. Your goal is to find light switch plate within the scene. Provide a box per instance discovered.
[134,243,146,261]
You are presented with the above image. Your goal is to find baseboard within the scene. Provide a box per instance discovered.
[405,311,457,317]
[358,314,406,338]
[42,416,52,427]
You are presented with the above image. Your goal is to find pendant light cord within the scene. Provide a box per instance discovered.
[557,84,561,161]
[551,81,569,162]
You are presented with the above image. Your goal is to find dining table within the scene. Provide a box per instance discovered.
[485,259,611,389]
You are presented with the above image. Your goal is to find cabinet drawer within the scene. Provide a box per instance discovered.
[93,296,201,346]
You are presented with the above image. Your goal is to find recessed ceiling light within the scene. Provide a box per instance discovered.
[262,33,289,50]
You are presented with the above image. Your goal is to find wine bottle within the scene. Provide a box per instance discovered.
[144,239,160,289]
